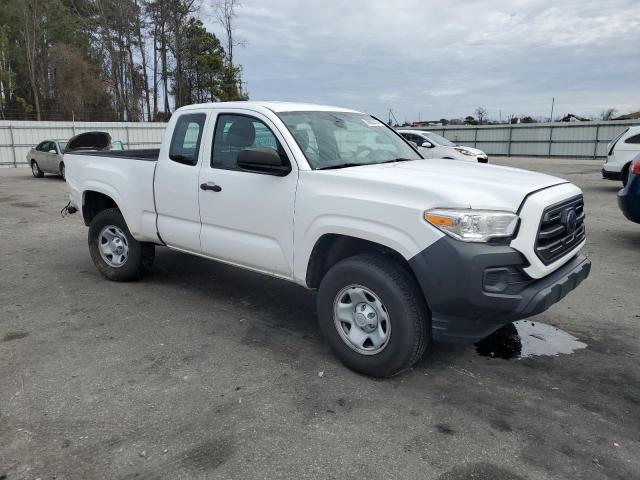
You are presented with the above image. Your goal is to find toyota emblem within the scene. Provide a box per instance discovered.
[564,208,578,233]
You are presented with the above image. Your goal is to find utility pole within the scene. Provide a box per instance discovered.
[388,109,399,126]
[550,97,555,123]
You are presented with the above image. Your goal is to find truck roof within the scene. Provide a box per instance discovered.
[178,101,362,114]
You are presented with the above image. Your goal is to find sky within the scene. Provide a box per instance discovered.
[203,0,640,123]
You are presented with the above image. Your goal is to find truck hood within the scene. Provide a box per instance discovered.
[320,159,568,211]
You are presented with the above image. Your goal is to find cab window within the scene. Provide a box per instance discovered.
[625,133,640,144]
[211,114,287,171]
[169,113,207,166]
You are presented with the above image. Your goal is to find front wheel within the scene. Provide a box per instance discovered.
[59,162,65,181]
[88,208,155,281]
[31,161,44,178]
[317,254,430,377]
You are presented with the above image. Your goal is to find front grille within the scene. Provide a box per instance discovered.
[535,195,585,265]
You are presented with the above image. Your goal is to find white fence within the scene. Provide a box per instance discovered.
[0,121,166,167]
[422,120,640,158]
[2,118,640,167]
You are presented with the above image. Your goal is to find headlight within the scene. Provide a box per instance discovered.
[454,147,474,156]
[424,209,519,242]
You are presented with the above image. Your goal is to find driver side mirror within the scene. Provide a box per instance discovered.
[237,148,291,176]
[421,140,434,148]
[49,149,57,154]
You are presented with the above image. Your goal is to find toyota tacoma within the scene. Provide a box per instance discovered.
[63,101,591,377]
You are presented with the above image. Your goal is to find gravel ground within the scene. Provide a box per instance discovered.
[0,157,638,480]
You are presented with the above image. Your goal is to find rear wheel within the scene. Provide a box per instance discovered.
[88,208,155,281]
[31,161,44,178]
[317,254,429,377]
[622,164,630,187]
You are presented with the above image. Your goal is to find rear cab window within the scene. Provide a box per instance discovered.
[169,113,207,166]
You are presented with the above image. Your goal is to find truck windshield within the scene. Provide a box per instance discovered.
[277,111,421,169]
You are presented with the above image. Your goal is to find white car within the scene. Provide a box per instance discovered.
[603,126,640,186]
[63,101,590,377]
[27,140,67,179]
[397,129,489,163]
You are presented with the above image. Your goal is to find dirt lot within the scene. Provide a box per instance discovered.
[1,157,638,480]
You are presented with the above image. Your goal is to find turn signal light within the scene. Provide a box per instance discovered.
[424,213,455,227]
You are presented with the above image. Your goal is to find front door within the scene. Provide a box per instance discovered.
[42,141,58,171]
[154,111,210,252]
[198,111,298,278]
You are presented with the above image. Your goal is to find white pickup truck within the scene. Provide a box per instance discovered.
[65,101,591,377]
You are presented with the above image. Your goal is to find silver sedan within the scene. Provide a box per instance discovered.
[27,140,68,179]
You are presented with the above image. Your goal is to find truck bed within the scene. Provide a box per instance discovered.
[67,149,160,161]
[65,149,161,244]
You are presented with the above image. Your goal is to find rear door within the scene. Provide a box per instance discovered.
[154,111,210,252]
[198,110,298,277]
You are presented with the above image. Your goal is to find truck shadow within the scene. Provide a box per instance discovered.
[148,247,320,339]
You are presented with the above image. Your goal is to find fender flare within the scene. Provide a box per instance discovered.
[295,214,435,284]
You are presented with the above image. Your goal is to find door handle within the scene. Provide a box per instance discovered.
[200,182,222,192]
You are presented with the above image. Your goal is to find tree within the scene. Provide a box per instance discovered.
[439,118,449,126]
[0,25,16,119]
[475,106,488,125]
[600,108,617,121]
[22,0,42,120]
[464,115,477,125]
[0,0,247,121]
[182,19,225,103]
[216,0,247,100]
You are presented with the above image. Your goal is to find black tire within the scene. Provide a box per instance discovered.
[59,162,65,181]
[88,208,155,281]
[31,160,44,178]
[317,254,430,377]
[622,164,630,187]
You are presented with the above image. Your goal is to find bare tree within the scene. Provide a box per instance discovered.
[215,0,243,68]
[475,106,488,125]
[22,0,41,120]
[134,0,151,120]
[600,108,617,121]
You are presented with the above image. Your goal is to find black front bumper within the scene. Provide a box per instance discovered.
[602,168,622,181]
[409,237,591,344]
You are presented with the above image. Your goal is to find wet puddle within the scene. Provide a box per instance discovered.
[475,321,587,359]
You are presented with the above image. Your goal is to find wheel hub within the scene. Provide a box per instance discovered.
[354,303,378,332]
[111,238,125,254]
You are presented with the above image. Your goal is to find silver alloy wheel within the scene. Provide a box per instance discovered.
[333,285,391,355]
[98,225,129,268]
[32,162,39,176]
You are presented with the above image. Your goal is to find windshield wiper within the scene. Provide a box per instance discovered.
[316,163,367,170]
[376,157,414,164]
[317,158,415,170]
